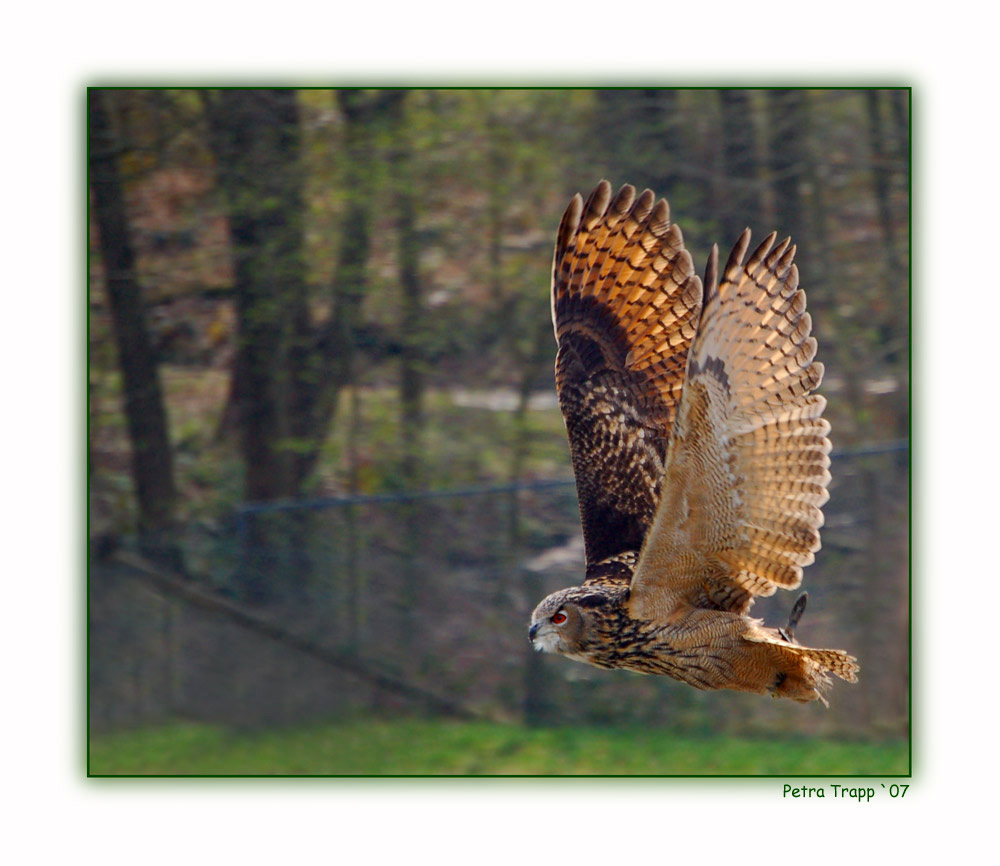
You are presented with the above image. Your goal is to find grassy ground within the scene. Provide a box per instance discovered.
[89,718,909,776]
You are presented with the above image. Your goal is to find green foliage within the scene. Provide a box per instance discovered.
[91,87,908,515]
[89,88,909,742]
[315,387,569,494]
[89,718,908,776]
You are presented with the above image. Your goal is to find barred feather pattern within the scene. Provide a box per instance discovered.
[552,180,703,568]
[530,183,858,704]
[629,229,834,618]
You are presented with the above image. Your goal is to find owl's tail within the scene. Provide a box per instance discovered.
[743,630,860,705]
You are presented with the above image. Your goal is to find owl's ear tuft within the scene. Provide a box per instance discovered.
[574,593,610,609]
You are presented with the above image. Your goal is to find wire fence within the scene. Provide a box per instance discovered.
[90,440,909,737]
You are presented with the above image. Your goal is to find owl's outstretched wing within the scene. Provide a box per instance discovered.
[627,230,831,619]
[552,181,703,573]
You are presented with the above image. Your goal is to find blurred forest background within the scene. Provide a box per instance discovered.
[88,88,909,775]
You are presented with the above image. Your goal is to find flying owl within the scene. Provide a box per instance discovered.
[528,180,858,704]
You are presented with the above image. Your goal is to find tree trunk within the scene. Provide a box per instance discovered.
[513,318,557,726]
[595,89,683,196]
[888,89,910,167]
[288,89,408,490]
[379,92,427,659]
[718,89,764,244]
[202,90,311,602]
[865,90,909,432]
[766,89,809,248]
[396,154,425,490]
[865,91,903,277]
[205,89,307,503]
[88,90,178,560]
[639,89,682,194]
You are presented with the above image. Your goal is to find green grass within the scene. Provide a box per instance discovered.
[89,718,908,776]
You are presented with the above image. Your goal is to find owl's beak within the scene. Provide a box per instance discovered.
[528,622,540,642]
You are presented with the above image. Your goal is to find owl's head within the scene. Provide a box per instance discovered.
[528,584,624,661]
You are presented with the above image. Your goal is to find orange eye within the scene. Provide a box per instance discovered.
[552,611,567,625]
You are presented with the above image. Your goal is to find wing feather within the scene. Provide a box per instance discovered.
[552,180,703,571]
[628,229,831,618]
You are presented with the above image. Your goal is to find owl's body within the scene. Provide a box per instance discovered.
[530,564,854,702]
[529,181,858,704]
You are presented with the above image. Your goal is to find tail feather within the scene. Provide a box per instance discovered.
[744,629,859,704]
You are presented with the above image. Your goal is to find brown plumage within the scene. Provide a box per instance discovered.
[529,181,858,704]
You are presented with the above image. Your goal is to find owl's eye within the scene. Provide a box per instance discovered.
[552,611,567,625]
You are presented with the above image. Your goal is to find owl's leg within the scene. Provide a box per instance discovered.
[778,592,808,643]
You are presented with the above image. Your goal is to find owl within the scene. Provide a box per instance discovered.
[528,180,858,703]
